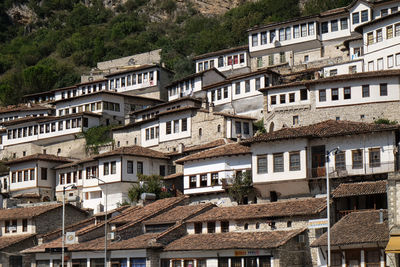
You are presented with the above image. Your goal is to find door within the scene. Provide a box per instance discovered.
[311,145,326,177]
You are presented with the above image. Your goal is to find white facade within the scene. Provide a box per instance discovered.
[195,48,249,73]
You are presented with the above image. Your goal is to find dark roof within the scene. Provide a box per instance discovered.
[248,15,318,32]
[175,143,251,164]
[166,68,226,88]
[187,198,326,222]
[332,180,387,198]
[166,139,234,156]
[212,111,256,120]
[158,106,199,116]
[193,45,248,60]
[311,210,389,247]
[93,145,168,160]
[0,104,52,115]
[242,120,399,145]
[54,157,96,170]
[0,234,35,250]
[164,228,305,251]
[104,64,173,77]
[75,79,108,87]
[5,154,74,165]
[0,203,74,220]
[144,203,215,225]
[129,96,201,115]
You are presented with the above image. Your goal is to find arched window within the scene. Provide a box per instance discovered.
[199,128,202,136]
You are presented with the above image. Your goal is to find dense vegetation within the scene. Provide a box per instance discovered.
[0,0,352,106]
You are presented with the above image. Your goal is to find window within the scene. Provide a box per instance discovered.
[280,94,286,104]
[289,93,295,103]
[367,32,374,45]
[329,69,337,76]
[280,52,286,63]
[369,148,381,167]
[388,55,394,68]
[331,20,338,32]
[270,95,276,105]
[257,156,268,174]
[387,26,393,39]
[255,78,261,90]
[361,10,369,22]
[352,149,363,169]
[235,121,242,135]
[235,82,241,95]
[159,165,165,176]
[173,120,179,133]
[349,65,357,74]
[319,89,326,102]
[392,6,398,13]
[190,176,197,188]
[200,174,207,187]
[221,221,229,232]
[166,121,171,135]
[340,18,348,30]
[207,222,215,233]
[104,162,109,175]
[301,24,307,37]
[243,122,250,135]
[279,28,285,41]
[24,170,28,181]
[182,118,187,132]
[308,22,315,35]
[293,115,299,125]
[110,161,116,174]
[244,223,249,230]
[22,219,27,232]
[217,88,222,100]
[352,12,360,24]
[335,151,346,170]
[30,169,35,180]
[270,30,276,42]
[268,55,274,66]
[293,25,300,38]
[218,56,224,67]
[11,221,16,232]
[396,24,400,37]
[380,83,388,96]
[273,153,284,172]
[289,152,300,171]
[344,87,351,99]
[211,173,218,185]
[362,85,370,98]
[261,31,268,44]
[321,22,329,34]
[285,27,291,40]
[41,168,47,180]
[381,8,388,16]
[300,89,308,100]
[137,162,143,175]
[224,87,228,98]
[194,222,202,234]
[331,88,339,101]
[245,80,250,93]
[127,160,133,174]
[227,56,232,66]
[304,55,309,62]
[365,250,380,267]
[252,34,258,46]
[5,220,10,233]
[376,29,383,42]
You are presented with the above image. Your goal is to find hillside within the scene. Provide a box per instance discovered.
[0,0,352,106]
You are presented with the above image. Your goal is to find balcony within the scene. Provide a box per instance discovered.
[309,161,395,179]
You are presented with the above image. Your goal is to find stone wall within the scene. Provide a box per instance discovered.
[388,172,400,267]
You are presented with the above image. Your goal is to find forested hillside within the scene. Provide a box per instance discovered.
[0,0,352,106]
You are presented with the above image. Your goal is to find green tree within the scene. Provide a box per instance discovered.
[228,171,254,205]
[253,119,267,134]
[23,64,57,93]
[128,174,172,203]
[79,125,114,154]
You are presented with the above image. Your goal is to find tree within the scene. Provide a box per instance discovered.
[227,171,254,205]
[128,174,172,203]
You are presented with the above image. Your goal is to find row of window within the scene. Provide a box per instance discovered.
[270,89,308,105]
[189,173,219,188]
[58,101,121,116]
[235,121,250,135]
[109,71,157,89]
[320,18,348,34]
[127,160,144,175]
[0,113,47,123]
[251,22,315,47]
[368,53,400,72]
[166,118,188,135]
[11,168,47,183]
[352,10,369,25]
[61,83,106,100]
[366,23,400,45]
[197,53,246,72]
[257,152,300,174]
[7,118,88,140]
[169,79,196,97]
[318,84,387,102]
[145,126,160,141]
[4,219,28,233]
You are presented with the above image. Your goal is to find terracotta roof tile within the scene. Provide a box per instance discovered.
[332,180,387,198]
[167,139,234,156]
[193,45,248,60]
[242,120,399,145]
[164,228,306,251]
[0,234,35,250]
[54,157,96,170]
[0,204,64,220]
[187,198,326,222]
[144,203,215,225]
[93,145,169,160]
[163,172,183,180]
[5,153,74,165]
[175,143,251,163]
[311,210,388,247]
[0,104,52,115]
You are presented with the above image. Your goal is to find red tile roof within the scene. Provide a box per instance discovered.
[242,120,399,145]
[0,104,51,115]
[332,180,387,198]
[0,234,35,250]
[5,153,74,165]
[187,198,326,222]
[167,139,234,156]
[163,172,183,180]
[164,228,306,251]
[311,210,388,247]
[93,145,169,160]
[0,204,63,220]
[175,143,251,163]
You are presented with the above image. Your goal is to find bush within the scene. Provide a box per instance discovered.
[128,174,172,203]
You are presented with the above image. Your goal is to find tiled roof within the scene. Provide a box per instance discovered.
[104,64,173,77]
[0,104,51,115]
[5,153,74,165]
[167,68,226,88]
[332,180,387,198]
[210,111,256,120]
[93,145,169,160]
[311,210,388,247]
[0,116,55,127]
[144,203,215,225]
[242,120,399,145]
[175,143,250,163]
[193,45,248,60]
[187,198,326,222]
[129,96,201,115]
[0,204,64,220]
[0,234,35,250]
[110,197,186,225]
[54,157,96,170]
[164,228,305,251]
[163,172,183,180]
[167,139,234,156]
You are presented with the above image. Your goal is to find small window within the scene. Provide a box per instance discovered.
[321,22,329,33]
[293,115,299,126]
[369,148,381,167]
[166,121,171,135]
[41,168,48,180]
[200,174,207,187]
[243,122,250,135]
[300,89,308,100]
[319,89,326,102]
[331,88,338,101]
[335,151,346,170]
[207,221,216,233]
[235,82,241,95]
[217,124,221,133]
[331,20,338,32]
[289,93,295,103]
[344,87,351,99]
[257,156,268,174]
[137,162,143,175]
[289,152,300,171]
[273,153,284,172]
[104,162,110,175]
[376,29,383,42]
[111,161,116,174]
[189,176,197,188]
[194,222,202,234]
[270,95,276,105]
[127,160,133,174]
[380,83,388,96]
[211,173,219,185]
[244,223,249,230]
[287,221,292,228]
[362,85,370,98]
[221,221,229,233]
[280,94,286,104]
[181,118,187,132]
[199,128,202,137]
[340,18,348,30]
[22,219,28,232]
[255,222,260,229]
[352,149,363,169]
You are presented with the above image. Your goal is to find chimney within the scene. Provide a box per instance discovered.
[178,143,185,153]
[209,102,214,113]
[379,209,384,223]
